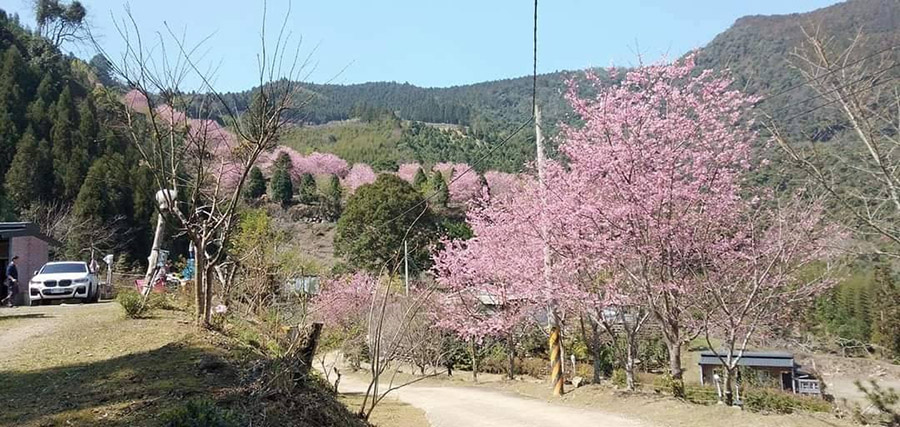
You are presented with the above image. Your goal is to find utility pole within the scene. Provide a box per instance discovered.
[536,105,563,396]
[404,239,409,296]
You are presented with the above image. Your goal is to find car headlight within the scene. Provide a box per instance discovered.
[74,278,89,283]
[30,280,41,285]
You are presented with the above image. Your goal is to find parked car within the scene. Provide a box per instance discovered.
[28,261,100,305]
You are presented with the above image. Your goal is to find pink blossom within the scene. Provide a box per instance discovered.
[294,152,350,178]
[483,171,520,199]
[343,163,377,193]
[312,273,377,328]
[123,89,148,111]
[397,163,422,183]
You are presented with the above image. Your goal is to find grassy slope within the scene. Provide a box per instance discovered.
[0,302,370,427]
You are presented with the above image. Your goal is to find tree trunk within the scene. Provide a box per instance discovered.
[625,336,637,391]
[589,320,604,383]
[507,332,516,380]
[470,339,478,382]
[194,246,206,325]
[668,341,685,399]
[723,367,735,406]
[202,262,215,327]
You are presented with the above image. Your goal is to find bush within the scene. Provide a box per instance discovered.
[612,368,628,388]
[160,399,240,427]
[117,290,147,318]
[742,389,832,414]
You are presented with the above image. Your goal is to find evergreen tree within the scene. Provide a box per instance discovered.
[0,46,28,175]
[335,174,437,272]
[269,167,293,205]
[4,129,42,209]
[322,174,343,219]
[27,75,57,141]
[872,264,900,358]
[430,170,449,209]
[413,167,428,190]
[52,85,78,197]
[298,172,317,204]
[244,166,266,200]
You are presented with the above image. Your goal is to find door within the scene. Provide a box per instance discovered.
[781,372,793,392]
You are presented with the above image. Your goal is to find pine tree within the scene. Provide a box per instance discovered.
[322,173,343,219]
[52,86,78,197]
[0,46,28,175]
[299,172,317,204]
[430,171,449,209]
[413,167,428,190]
[269,167,293,205]
[27,75,57,141]
[4,129,43,209]
[244,166,266,200]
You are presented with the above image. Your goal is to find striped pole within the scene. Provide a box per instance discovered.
[549,325,564,396]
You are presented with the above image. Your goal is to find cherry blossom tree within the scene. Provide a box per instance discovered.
[698,197,842,405]
[396,163,422,183]
[295,151,349,177]
[343,163,377,193]
[483,171,520,199]
[558,55,759,397]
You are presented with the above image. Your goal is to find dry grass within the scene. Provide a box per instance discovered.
[339,393,429,427]
[0,302,367,427]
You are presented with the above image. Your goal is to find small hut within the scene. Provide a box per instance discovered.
[698,350,820,395]
[0,222,58,306]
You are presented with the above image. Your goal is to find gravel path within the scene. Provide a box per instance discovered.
[327,362,648,427]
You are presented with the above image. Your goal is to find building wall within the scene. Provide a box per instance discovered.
[9,236,49,305]
[700,364,792,390]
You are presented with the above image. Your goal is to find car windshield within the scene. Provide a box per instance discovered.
[40,263,87,274]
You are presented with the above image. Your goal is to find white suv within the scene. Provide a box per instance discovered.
[29,262,100,305]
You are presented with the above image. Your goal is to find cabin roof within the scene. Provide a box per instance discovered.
[0,222,60,246]
[698,350,796,368]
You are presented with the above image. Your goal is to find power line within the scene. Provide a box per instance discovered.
[377,0,539,233]
[765,61,900,118]
[753,44,898,106]
[779,75,897,123]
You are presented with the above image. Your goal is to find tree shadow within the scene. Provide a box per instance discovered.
[0,313,51,322]
[0,341,241,426]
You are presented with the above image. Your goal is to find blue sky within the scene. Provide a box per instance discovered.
[5,0,840,91]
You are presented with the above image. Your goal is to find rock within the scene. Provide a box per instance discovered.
[571,376,585,388]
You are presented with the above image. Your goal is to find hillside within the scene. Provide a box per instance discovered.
[217,0,899,165]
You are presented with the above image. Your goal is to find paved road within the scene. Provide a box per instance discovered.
[331,364,648,427]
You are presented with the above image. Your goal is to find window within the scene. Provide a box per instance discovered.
[40,263,88,274]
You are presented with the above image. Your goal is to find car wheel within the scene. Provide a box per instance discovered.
[88,283,100,303]
[30,299,39,307]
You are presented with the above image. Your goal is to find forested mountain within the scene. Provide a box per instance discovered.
[0,10,153,263]
[216,0,899,144]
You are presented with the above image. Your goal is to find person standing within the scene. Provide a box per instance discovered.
[3,255,19,307]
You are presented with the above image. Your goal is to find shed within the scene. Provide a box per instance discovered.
[0,222,58,306]
[698,351,808,393]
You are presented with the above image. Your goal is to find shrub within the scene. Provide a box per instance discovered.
[117,290,147,318]
[742,389,832,414]
[612,368,627,388]
[160,399,240,427]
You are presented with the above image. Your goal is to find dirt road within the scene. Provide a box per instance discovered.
[330,365,648,427]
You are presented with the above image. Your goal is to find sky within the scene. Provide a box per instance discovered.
[5,0,841,92]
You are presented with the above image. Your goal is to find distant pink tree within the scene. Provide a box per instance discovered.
[295,152,350,178]
[433,162,454,181]
[259,146,306,179]
[313,272,377,329]
[123,89,148,111]
[396,163,422,183]
[558,55,760,397]
[483,171,520,199]
[344,163,377,193]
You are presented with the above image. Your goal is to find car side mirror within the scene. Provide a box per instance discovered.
[33,270,38,276]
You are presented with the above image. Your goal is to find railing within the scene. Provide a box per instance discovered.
[797,378,821,395]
